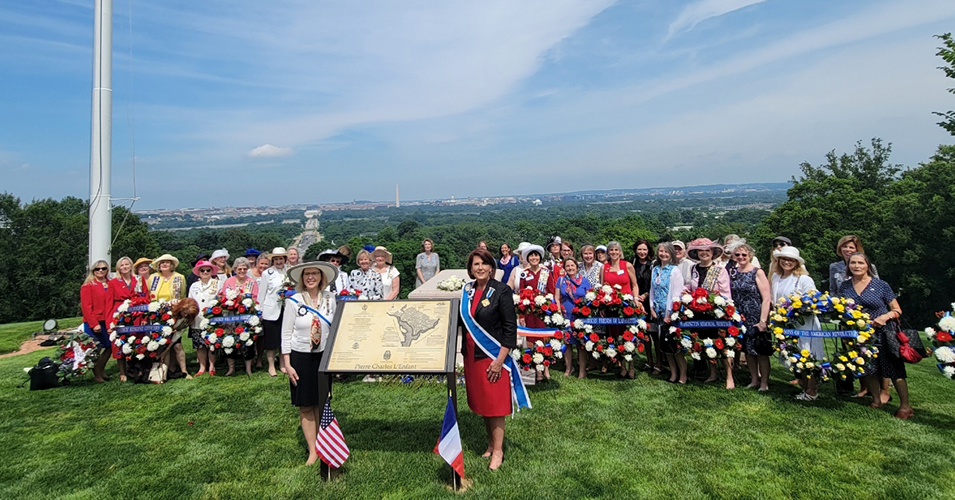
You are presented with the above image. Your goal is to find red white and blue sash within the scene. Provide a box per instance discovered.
[460,285,531,412]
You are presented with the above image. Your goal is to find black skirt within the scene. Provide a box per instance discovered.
[288,350,330,407]
[262,310,283,350]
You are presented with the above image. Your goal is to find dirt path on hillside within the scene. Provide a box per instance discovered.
[0,335,58,359]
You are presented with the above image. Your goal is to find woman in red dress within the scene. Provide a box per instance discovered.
[462,248,518,471]
[600,241,640,378]
[108,256,147,381]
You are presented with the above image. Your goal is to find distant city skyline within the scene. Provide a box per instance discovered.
[2,1,954,209]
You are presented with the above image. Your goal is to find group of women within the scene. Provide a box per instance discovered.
[482,233,913,421]
[79,232,914,469]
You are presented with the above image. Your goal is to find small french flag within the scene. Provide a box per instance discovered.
[434,395,465,479]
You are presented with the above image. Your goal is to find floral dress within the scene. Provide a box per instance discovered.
[730,268,763,356]
[349,269,384,300]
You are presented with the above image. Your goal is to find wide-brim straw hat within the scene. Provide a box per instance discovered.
[687,238,723,260]
[133,257,153,270]
[773,246,806,267]
[151,254,180,270]
[192,260,220,276]
[515,242,531,254]
[286,261,338,288]
[270,247,289,260]
[522,244,545,262]
[595,245,607,253]
[372,246,393,265]
[337,245,353,263]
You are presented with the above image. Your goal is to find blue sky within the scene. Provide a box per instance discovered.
[2,0,954,209]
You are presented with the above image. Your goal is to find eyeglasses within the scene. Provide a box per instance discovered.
[774,242,787,248]
[733,253,747,257]
[199,269,213,273]
[93,267,108,272]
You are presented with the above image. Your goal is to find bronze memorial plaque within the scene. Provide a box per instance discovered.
[322,299,457,373]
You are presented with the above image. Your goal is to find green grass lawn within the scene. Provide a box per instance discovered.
[0,317,82,355]
[2,340,955,499]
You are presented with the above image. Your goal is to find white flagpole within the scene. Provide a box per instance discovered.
[89,0,113,266]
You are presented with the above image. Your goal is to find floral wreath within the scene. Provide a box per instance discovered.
[669,288,744,361]
[511,336,564,372]
[514,288,570,329]
[111,296,177,360]
[201,289,263,355]
[570,284,648,361]
[925,306,955,379]
[55,330,101,381]
[768,290,877,382]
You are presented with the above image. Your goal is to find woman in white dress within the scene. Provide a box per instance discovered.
[770,246,822,401]
[187,260,223,376]
[372,246,400,300]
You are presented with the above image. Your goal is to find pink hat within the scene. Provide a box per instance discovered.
[686,238,723,260]
[192,260,220,276]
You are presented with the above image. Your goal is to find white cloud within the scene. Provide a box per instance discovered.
[247,144,294,158]
[666,0,767,40]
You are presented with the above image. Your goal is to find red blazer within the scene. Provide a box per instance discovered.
[81,280,113,325]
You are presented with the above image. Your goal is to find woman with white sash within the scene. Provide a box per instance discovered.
[281,261,338,466]
[460,248,528,471]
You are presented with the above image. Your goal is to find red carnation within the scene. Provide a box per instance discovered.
[607,337,615,344]
[937,331,953,342]
[581,306,592,316]
[623,332,634,342]
[522,353,532,363]
[672,302,681,311]
[637,332,646,340]
[237,306,246,313]
[728,326,739,336]
[692,343,702,352]
[572,307,580,314]
[637,343,645,353]
[714,338,725,350]
[215,328,225,335]
[543,360,551,366]
[535,344,544,352]
[549,303,559,312]
[212,306,222,315]
[595,344,604,352]
[235,326,245,334]
[589,333,599,342]
[543,346,553,356]
[726,305,736,316]
[623,306,635,316]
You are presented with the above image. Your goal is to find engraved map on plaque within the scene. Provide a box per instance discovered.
[325,300,453,372]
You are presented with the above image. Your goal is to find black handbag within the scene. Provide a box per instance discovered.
[903,328,929,358]
[753,329,775,356]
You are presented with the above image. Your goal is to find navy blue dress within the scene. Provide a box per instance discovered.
[730,268,763,356]
[838,278,904,379]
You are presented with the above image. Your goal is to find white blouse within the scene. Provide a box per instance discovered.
[188,278,223,329]
[281,291,337,354]
[771,273,820,330]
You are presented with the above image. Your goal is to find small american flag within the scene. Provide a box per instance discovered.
[316,399,349,468]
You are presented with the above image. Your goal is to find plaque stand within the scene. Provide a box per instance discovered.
[317,299,463,490]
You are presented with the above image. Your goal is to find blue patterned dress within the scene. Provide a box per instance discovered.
[730,268,764,356]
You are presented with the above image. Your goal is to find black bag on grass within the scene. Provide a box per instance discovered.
[29,357,62,390]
